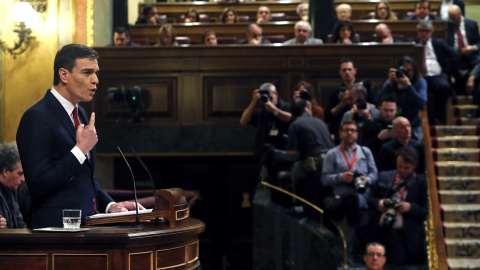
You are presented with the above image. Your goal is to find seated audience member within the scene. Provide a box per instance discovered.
[283,21,323,45]
[220,7,238,24]
[441,0,465,20]
[341,96,380,129]
[292,81,324,120]
[376,56,427,140]
[135,5,164,25]
[296,3,309,21]
[447,5,480,94]
[273,99,334,219]
[368,147,428,265]
[405,0,441,20]
[359,95,397,158]
[0,142,27,229]
[336,3,352,21]
[202,30,217,46]
[107,27,140,47]
[183,8,199,23]
[325,58,376,142]
[330,20,359,44]
[412,20,460,125]
[256,5,272,24]
[374,1,398,21]
[238,24,271,45]
[373,23,403,43]
[322,120,377,263]
[376,117,425,174]
[155,24,179,47]
[364,242,387,270]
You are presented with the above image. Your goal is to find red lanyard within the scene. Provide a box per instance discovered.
[340,144,356,170]
[395,175,406,199]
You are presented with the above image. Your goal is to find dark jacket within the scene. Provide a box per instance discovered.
[412,37,461,76]
[0,182,27,228]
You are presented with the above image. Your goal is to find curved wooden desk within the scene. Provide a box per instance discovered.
[0,218,205,270]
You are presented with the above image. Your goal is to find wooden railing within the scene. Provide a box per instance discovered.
[421,109,449,270]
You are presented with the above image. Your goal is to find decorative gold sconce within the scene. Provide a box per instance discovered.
[0,2,38,58]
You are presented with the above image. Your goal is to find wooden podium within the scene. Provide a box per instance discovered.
[0,188,205,270]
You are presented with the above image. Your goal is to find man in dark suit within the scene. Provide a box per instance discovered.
[367,147,428,265]
[405,0,441,20]
[447,5,480,94]
[16,44,142,229]
[413,20,460,124]
[237,24,272,45]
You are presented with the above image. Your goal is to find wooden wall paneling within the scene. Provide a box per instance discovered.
[0,254,47,270]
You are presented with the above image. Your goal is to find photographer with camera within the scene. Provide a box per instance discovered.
[240,83,291,159]
[376,56,427,141]
[322,120,378,264]
[367,147,427,266]
[292,81,324,120]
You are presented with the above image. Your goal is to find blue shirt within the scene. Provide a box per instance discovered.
[322,144,378,208]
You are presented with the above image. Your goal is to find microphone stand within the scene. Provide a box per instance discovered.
[117,146,140,227]
[131,147,160,224]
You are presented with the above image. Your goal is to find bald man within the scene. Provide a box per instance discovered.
[373,23,403,43]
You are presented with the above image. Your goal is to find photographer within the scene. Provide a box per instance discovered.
[240,83,291,160]
[322,120,378,263]
[376,56,427,141]
[367,147,427,266]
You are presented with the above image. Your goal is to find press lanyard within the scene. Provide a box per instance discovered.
[340,144,356,170]
[394,175,406,199]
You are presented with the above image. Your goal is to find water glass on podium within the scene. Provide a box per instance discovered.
[63,209,81,230]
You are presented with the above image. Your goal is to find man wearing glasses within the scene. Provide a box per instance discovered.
[363,242,387,270]
[283,21,323,45]
[322,120,378,264]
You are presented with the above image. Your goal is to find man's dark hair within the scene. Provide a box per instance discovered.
[365,242,386,256]
[340,57,355,68]
[114,26,130,37]
[340,119,358,131]
[380,94,397,105]
[0,142,20,172]
[398,55,419,84]
[418,0,430,8]
[142,5,155,16]
[53,44,99,85]
[291,99,308,118]
[396,147,418,167]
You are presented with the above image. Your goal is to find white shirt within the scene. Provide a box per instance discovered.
[424,39,443,76]
[441,0,454,20]
[452,16,470,51]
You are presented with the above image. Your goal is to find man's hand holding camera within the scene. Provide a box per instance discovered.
[388,68,411,87]
[377,128,392,140]
[378,199,411,213]
[342,171,367,184]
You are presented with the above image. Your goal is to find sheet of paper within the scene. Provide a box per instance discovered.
[87,209,153,219]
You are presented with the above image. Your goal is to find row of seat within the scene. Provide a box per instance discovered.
[131,34,288,45]
[151,13,288,24]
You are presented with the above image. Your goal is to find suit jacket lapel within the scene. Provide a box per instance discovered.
[45,90,77,141]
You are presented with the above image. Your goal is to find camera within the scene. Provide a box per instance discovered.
[380,199,397,228]
[395,66,410,79]
[258,89,272,105]
[352,171,366,194]
[299,89,311,101]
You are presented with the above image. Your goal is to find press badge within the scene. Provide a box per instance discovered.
[269,128,279,136]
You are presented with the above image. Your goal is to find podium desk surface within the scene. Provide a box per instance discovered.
[0,218,205,270]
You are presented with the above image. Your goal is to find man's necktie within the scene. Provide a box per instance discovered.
[456,27,466,50]
[73,107,80,130]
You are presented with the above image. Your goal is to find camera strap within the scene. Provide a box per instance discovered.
[386,175,408,199]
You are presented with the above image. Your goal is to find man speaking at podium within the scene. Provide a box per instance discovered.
[16,44,143,228]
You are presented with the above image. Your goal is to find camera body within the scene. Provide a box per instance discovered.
[352,171,366,194]
[380,198,397,228]
[258,89,272,105]
[395,66,410,79]
[299,89,311,101]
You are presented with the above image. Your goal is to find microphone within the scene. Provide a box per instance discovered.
[131,147,157,200]
[117,146,140,226]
